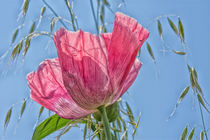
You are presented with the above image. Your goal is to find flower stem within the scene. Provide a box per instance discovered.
[42,0,68,29]
[198,102,208,140]
[90,0,99,34]
[98,105,112,140]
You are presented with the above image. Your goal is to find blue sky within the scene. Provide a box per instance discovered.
[0,0,210,139]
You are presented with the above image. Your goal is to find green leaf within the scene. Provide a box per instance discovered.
[200,131,204,140]
[178,86,190,104]
[11,29,19,44]
[32,114,82,140]
[190,70,195,88]
[187,128,195,140]
[119,116,128,140]
[168,86,190,119]
[23,37,31,56]
[157,20,163,38]
[172,50,186,55]
[178,18,185,41]
[167,18,178,35]
[23,0,29,15]
[197,94,210,113]
[18,40,23,54]
[19,99,26,119]
[29,22,36,34]
[191,68,198,82]
[102,0,110,6]
[125,102,135,127]
[10,40,23,61]
[64,0,77,31]
[4,107,12,130]
[112,122,119,140]
[40,6,46,16]
[146,42,155,61]
[100,6,105,23]
[132,112,141,137]
[50,17,55,34]
[180,126,188,140]
[38,106,44,120]
[11,43,20,59]
[116,117,122,132]
[187,65,192,73]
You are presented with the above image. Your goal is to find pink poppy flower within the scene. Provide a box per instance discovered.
[27,12,149,120]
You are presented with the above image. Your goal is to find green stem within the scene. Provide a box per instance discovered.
[42,0,68,29]
[64,0,77,31]
[90,0,99,34]
[100,130,105,140]
[98,105,112,140]
[198,102,208,140]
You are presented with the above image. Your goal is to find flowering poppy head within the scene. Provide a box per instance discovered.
[27,12,149,120]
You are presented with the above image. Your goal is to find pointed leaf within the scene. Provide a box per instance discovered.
[4,107,12,130]
[197,94,210,113]
[191,68,198,82]
[50,17,55,34]
[100,6,105,23]
[190,70,195,88]
[172,50,186,55]
[120,117,128,140]
[187,128,195,140]
[112,122,119,140]
[18,40,23,54]
[32,114,83,140]
[168,86,190,119]
[146,42,155,61]
[102,0,110,6]
[19,99,26,119]
[125,102,135,127]
[167,18,178,35]
[180,126,188,140]
[178,18,185,41]
[29,22,36,33]
[11,29,19,44]
[132,112,141,136]
[157,20,163,37]
[178,86,190,104]
[200,131,204,140]
[116,117,122,132]
[40,6,46,16]
[38,106,44,120]
[23,37,31,56]
[187,65,191,73]
[11,44,20,59]
[23,0,29,15]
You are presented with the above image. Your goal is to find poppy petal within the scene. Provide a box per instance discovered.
[107,13,149,101]
[54,28,110,109]
[101,33,112,50]
[116,59,142,102]
[27,58,92,119]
